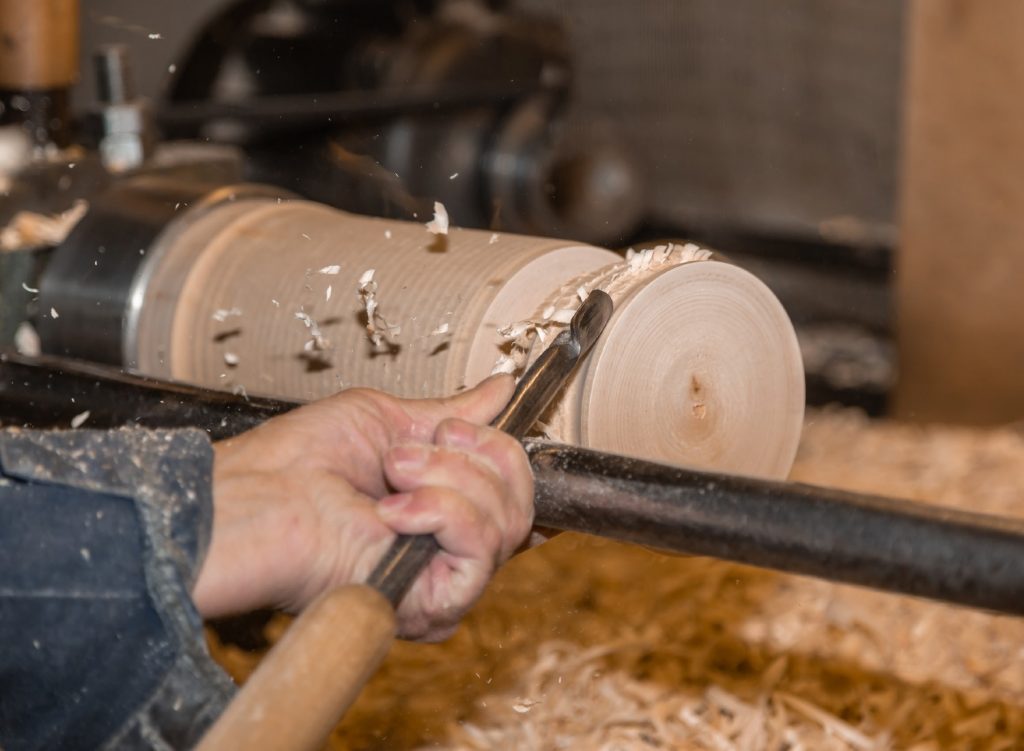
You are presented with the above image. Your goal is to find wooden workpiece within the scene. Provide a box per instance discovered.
[136,202,804,480]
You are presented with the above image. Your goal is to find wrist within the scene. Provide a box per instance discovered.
[192,460,317,619]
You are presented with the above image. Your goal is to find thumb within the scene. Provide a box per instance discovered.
[410,374,516,430]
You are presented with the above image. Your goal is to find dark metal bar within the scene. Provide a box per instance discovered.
[7,354,1024,616]
[527,440,1024,616]
[158,82,551,134]
[0,353,296,440]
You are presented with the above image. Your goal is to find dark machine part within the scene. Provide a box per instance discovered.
[5,354,1024,618]
[0,353,294,439]
[527,441,1024,616]
[36,176,289,366]
[93,44,157,172]
[366,290,614,607]
[159,0,644,245]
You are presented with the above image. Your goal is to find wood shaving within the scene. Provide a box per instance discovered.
[70,410,90,429]
[21,282,38,294]
[489,243,712,377]
[426,202,449,235]
[318,265,341,275]
[14,321,39,356]
[489,233,500,244]
[490,354,518,375]
[0,200,87,251]
[430,322,450,337]
[357,269,401,349]
[294,310,331,352]
[212,307,242,323]
[49,307,59,319]
[224,352,239,366]
[325,285,333,302]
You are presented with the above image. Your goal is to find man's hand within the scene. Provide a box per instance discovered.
[191,375,533,642]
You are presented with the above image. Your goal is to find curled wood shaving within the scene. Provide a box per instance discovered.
[426,202,450,235]
[357,269,401,349]
[489,243,712,377]
[294,310,331,352]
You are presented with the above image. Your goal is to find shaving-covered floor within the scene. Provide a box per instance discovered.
[210,410,1024,749]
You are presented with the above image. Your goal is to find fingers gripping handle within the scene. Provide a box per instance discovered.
[200,292,613,749]
[367,289,614,607]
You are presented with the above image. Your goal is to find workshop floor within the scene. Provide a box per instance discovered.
[210,410,1024,749]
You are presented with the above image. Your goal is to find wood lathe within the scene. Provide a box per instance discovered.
[3,175,1023,620]
[30,174,806,482]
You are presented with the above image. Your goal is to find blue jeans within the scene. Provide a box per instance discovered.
[0,428,235,750]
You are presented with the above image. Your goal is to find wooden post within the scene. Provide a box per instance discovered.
[0,0,80,90]
[897,0,1024,423]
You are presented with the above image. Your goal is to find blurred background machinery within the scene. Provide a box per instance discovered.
[3,0,912,417]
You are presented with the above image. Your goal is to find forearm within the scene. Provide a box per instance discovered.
[0,427,234,751]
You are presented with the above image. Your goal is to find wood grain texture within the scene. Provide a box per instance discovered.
[197,585,396,751]
[897,0,1024,423]
[0,0,79,88]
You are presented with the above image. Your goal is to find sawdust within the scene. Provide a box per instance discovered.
[207,410,1024,750]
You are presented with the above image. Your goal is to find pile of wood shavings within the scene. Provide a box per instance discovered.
[208,410,1024,749]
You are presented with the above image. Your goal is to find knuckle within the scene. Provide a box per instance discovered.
[436,417,481,448]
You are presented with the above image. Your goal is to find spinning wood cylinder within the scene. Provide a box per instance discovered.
[132,199,804,479]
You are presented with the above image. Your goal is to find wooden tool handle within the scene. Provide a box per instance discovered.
[197,584,396,751]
